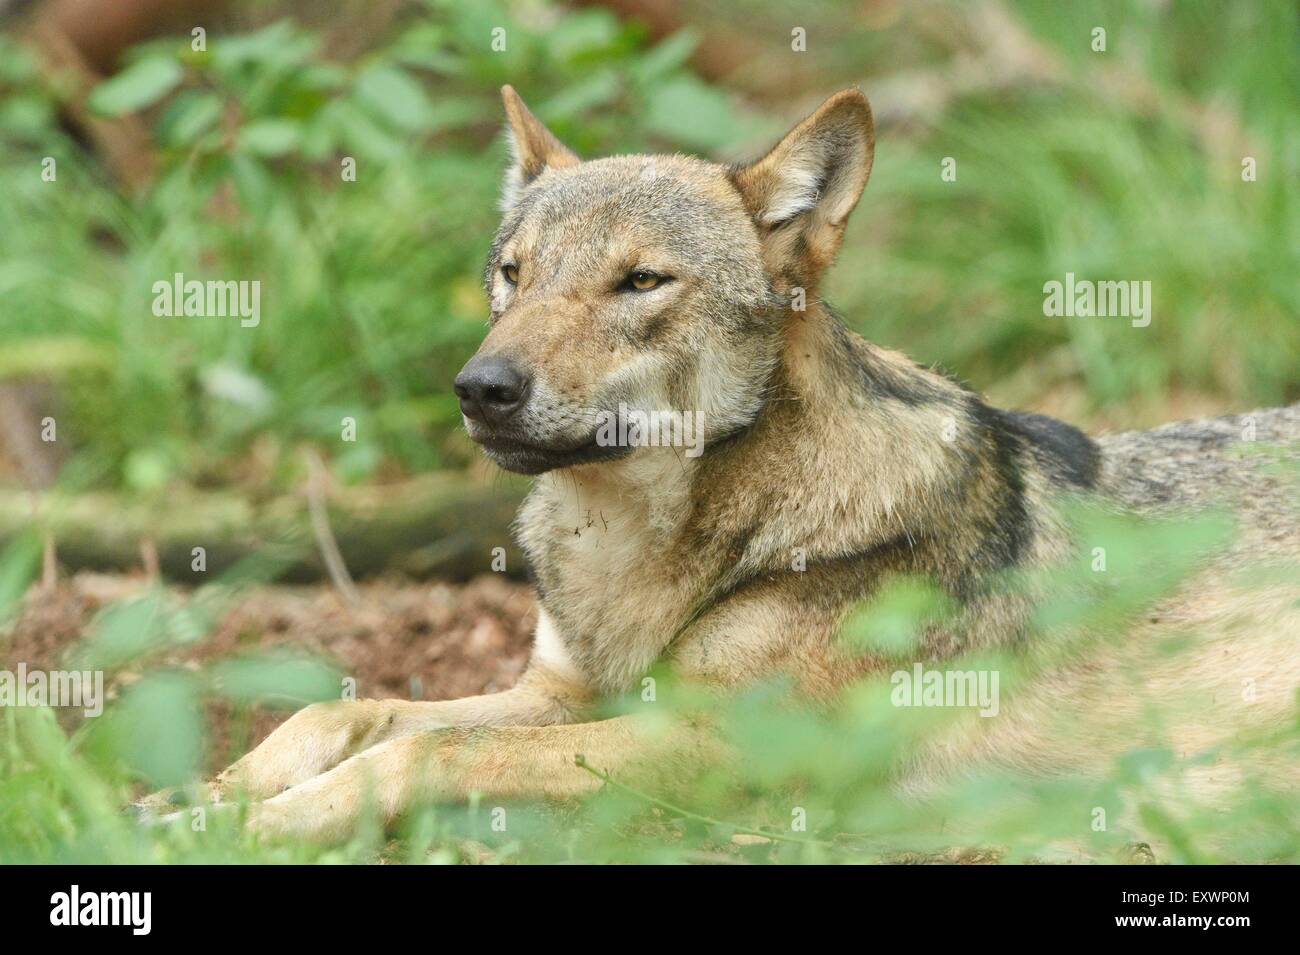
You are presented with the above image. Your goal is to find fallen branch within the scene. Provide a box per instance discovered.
[0,472,525,583]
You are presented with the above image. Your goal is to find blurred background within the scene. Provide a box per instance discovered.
[0,0,1296,862]
[1,0,1296,574]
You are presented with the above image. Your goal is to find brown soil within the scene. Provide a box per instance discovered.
[2,572,536,772]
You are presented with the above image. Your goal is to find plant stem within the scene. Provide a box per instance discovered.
[573,754,828,847]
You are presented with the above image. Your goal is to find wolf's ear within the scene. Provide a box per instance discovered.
[729,89,874,285]
[500,85,579,211]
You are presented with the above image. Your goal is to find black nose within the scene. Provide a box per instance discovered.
[454,355,530,423]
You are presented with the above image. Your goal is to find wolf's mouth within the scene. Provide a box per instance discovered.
[474,432,632,475]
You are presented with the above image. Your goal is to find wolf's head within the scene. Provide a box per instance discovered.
[455,86,874,475]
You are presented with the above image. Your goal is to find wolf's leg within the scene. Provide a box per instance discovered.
[138,665,589,811]
[241,714,721,843]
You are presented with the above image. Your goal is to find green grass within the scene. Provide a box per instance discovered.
[3,485,1298,864]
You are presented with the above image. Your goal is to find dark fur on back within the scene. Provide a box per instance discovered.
[990,407,1100,489]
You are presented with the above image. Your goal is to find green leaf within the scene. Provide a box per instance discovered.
[631,29,699,85]
[158,90,222,147]
[238,118,303,157]
[78,593,166,670]
[0,530,42,626]
[107,671,203,788]
[208,652,341,709]
[325,100,404,161]
[539,71,620,120]
[547,9,622,63]
[642,76,749,152]
[226,151,275,208]
[0,93,56,138]
[210,20,316,70]
[0,35,40,84]
[87,57,183,117]
[353,65,436,132]
[839,577,954,657]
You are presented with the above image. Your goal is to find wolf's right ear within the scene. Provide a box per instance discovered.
[729,89,874,286]
[500,85,579,211]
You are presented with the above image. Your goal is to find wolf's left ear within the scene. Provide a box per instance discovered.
[730,89,874,284]
[500,85,579,211]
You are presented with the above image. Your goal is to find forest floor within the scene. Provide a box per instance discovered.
[4,572,536,773]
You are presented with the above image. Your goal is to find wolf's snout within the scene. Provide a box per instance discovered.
[454,355,531,424]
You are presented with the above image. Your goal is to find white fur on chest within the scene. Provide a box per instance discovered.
[520,455,698,689]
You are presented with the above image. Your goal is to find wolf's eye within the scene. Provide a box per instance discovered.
[501,263,519,286]
[621,270,670,292]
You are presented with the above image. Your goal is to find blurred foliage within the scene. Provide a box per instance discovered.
[0,0,773,495]
[0,0,1295,495]
[1,464,1298,863]
[828,1,1299,414]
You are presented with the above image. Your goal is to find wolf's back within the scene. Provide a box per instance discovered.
[1096,402,1300,556]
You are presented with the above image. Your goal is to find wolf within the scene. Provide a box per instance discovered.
[143,87,1300,848]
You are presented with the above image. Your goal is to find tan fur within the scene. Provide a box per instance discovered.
[142,89,1300,851]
